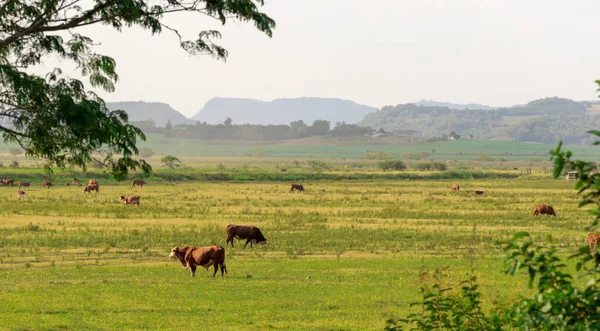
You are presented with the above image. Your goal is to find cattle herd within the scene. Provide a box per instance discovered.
[4,176,599,276]
[3,177,144,207]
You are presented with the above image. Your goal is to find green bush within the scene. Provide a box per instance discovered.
[386,134,600,330]
[377,160,406,171]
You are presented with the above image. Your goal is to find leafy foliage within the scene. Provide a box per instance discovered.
[386,82,600,330]
[0,0,275,180]
[377,160,406,171]
[160,155,181,169]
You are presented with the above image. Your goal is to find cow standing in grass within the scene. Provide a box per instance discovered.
[2,179,14,187]
[83,184,99,194]
[291,184,304,193]
[588,232,600,252]
[226,224,267,248]
[475,190,485,196]
[18,182,30,189]
[131,179,146,188]
[169,245,227,277]
[17,190,26,198]
[452,184,460,191]
[533,204,556,216]
[42,180,53,188]
[119,195,140,207]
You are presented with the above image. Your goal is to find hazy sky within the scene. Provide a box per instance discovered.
[39,0,600,117]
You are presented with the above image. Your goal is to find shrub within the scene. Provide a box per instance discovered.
[386,135,600,330]
[377,160,406,171]
[414,162,448,171]
[8,161,19,168]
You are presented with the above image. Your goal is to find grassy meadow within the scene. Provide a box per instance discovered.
[0,171,594,330]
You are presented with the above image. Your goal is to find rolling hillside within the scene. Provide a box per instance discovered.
[191,97,377,125]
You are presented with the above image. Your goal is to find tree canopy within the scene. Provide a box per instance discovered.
[0,0,275,180]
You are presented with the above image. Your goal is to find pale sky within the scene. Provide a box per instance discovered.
[40,0,600,117]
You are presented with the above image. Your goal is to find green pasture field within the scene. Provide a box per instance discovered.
[0,177,594,330]
[0,134,598,161]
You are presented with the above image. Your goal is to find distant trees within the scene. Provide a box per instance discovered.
[9,148,23,157]
[138,148,154,158]
[152,118,372,141]
[377,160,406,171]
[508,115,600,145]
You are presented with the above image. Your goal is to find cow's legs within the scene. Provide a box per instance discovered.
[244,239,250,248]
[212,263,218,277]
[190,264,196,277]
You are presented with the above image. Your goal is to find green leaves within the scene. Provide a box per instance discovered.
[0,0,275,179]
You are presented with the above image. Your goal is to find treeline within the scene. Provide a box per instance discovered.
[131,119,373,141]
[507,115,600,145]
[358,103,501,138]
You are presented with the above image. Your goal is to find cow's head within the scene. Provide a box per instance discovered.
[250,238,267,246]
[169,246,179,259]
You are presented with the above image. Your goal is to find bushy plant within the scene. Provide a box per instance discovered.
[377,160,406,171]
[386,129,600,330]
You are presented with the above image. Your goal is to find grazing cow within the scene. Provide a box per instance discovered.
[17,190,26,198]
[587,232,600,252]
[451,184,460,191]
[42,180,53,188]
[2,179,14,187]
[131,179,146,188]
[513,167,519,171]
[73,178,80,185]
[119,195,140,206]
[18,182,30,189]
[475,190,485,196]
[533,204,556,216]
[83,184,99,194]
[169,245,227,277]
[291,183,304,193]
[226,224,267,248]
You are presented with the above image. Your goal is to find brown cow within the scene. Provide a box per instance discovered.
[17,190,26,198]
[73,178,80,185]
[119,195,140,206]
[475,190,485,196]
[131,179,146,188]
[88,180,98,186]
[226,224,267,248]
[83,184,99,194]
[587,232,600,252]
[42,180,53,188]
[452,184,460,191]
[18,182,30,189]
[533,204,556,216]
[2,179,14,187]
[291,184,304,193]
[169,245,227,277]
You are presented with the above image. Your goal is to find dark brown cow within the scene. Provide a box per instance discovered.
[169,245,227,277]
[131,179,146,188]
[42,180,53,188]
[290,184,304,193]
[83,184,99,194]
[588,232,600,252]
[475,190,485,196]
[452,184,460,191]
[226,224,267,248]
[119,195,140,206]
[17,190,26,198]
[2,179,14,187]
[533,204,556,216]
[18,182,30,189]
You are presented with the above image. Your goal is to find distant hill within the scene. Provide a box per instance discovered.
[191,97,377,125]
[107,102,194,127]
[413,99,498,110]
[358,97,599,144]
